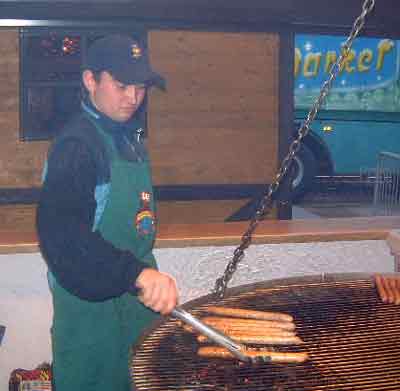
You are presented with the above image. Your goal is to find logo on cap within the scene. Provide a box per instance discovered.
[131,43,142,59]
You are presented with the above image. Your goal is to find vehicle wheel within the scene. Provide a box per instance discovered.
[290,144,317,203]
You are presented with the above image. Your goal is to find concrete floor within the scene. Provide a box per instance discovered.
[292,202,377,219]
[292,184,400,219]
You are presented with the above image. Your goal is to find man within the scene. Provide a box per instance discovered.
[37,34,178,391]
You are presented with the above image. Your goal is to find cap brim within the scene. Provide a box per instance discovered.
[144,71,166,90]
[113,63,166,90]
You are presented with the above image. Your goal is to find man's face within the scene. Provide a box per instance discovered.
[83,70,146,122]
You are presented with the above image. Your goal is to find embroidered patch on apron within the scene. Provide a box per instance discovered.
[135,191,155,236]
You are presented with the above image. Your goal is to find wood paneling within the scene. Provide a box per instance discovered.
[148,30,279,186]
[156,199,274,224]
[0,204,37,233]
[0,29,49,188]
[0,199,275,233]
[2,214,400,254]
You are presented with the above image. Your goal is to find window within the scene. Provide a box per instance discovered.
[20,27,147,141]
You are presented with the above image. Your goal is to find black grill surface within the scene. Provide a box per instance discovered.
[131,273,400,390]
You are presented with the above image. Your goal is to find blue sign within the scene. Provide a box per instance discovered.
[295,34,399,93]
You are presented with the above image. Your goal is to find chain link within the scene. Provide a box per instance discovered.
[213,0,376,299]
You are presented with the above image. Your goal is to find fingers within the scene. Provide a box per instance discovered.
[142,277,176,314]
[375,274,400,305]
[136,269,178,315]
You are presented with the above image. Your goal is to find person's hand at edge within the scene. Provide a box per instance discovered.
[135,268,179,315]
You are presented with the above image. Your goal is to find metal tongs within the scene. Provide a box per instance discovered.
[136,288,250,361]
[172,307,258,363]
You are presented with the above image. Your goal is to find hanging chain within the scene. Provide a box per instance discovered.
[213,0,376,299]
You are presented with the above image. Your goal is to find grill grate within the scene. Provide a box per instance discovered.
[131,275,400,390]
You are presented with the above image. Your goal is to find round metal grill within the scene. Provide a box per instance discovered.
[130,273,400,390]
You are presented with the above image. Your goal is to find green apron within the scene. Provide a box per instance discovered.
[50,119,159,391]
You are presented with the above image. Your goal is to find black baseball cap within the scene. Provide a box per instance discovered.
[83,34,165,88]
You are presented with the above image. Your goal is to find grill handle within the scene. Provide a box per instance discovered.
[171,307,251,363]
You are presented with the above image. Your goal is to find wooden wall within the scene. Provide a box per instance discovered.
[0,28,280,225]
[149,30,280,223]
[149,30,279,186]
[0,29,49,188]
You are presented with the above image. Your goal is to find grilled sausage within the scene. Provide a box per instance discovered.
[381,275,396,304]
[182,323,296,335]
[385,276,400,305]
[396,278,400,305]
[375,274,400,305]
[375,274,389,303]
[388,277,400,305]
[387,277,397,304]
[206,306,294,322]
[197,346,309,363]
[201,316,296,331]
[197,333,304,345]
[183,323,297,337]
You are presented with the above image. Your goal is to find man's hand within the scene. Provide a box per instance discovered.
[135,269,178,315]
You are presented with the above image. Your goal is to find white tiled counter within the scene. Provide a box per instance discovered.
[156,239,394,304]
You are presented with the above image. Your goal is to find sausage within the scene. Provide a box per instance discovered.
[197,333,304,345]
[375,274,400,305]
[206,306,294,322]
[396,278,400,305]
[186,323,296,336]
[202,316,295,328]
[182,323,297,335]
[381,275,396,304]
[388,277,400,305]
[383,275,395,304]
[387,277,398,304]
[375,274,389,303]
[201,316,296,331]
[197,346,309,363]
[385,276,400,305]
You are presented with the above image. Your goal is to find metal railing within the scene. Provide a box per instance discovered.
[373,151,400,216]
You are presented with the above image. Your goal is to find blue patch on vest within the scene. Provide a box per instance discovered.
[92,183,111,231]
[41,161,48,183]
[47,270,56,291]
